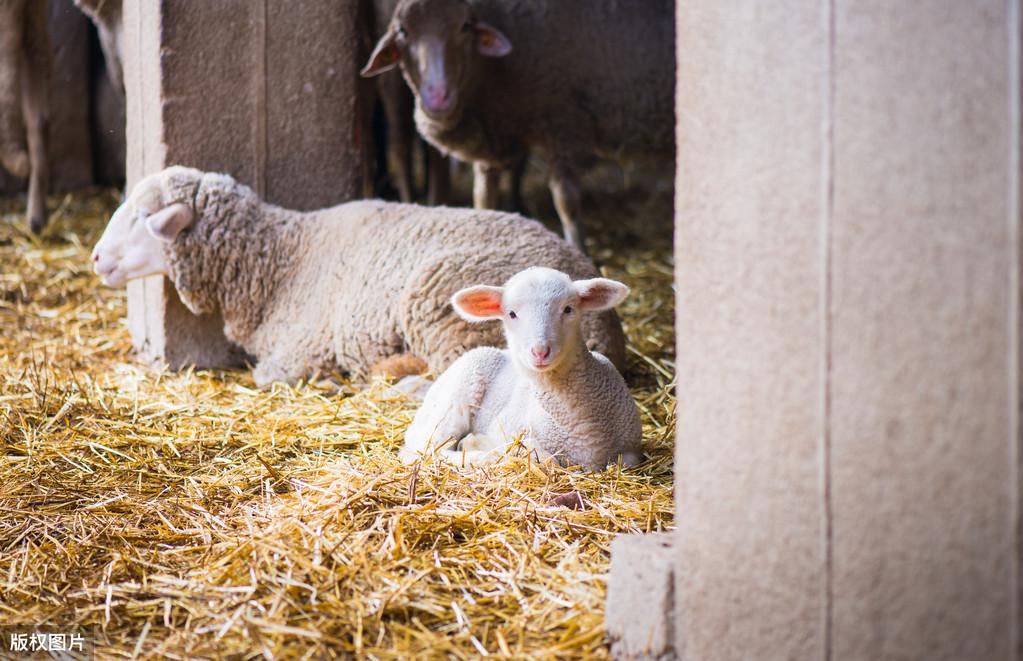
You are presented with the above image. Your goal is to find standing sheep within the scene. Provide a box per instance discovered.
[401,267,643,470]
[361,0,675,251]
[91,166,626,385]
[0,0,51,234]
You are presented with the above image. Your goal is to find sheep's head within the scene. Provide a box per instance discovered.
[92,167,200,287]
[361,0,512,124]
[453,267,629,374]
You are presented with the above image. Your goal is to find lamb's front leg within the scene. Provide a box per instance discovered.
[400,355,479,463]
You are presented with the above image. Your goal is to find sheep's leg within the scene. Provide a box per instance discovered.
[0,0,28,179]
[400,357,477,463]
[549,163,586,253]
[425,144,450,205]
[507,153,527,213]
[21,0,49,235]
[252,358,306,388]
[472,161,500,209]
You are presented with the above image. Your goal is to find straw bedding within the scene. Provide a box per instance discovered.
[0,179,674,659]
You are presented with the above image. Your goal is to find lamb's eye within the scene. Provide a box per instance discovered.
[563,306,573,315]
[508,311,517,319]
[396,26,407,41]
[461,20,473,33]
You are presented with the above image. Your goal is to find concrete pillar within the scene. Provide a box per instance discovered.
[123,0,367,368]
[607,1,1022,659]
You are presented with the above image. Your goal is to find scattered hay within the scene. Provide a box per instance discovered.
[0,187,674,659]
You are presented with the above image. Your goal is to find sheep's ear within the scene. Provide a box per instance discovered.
[145,203,194,242]
[452,285,505,321]
[574,278,629,312]
[361,31,400,77]
[475,22,512,57]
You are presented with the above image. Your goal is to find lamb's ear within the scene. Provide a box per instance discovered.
[361,30,400,77]
[475,21,512,57]
[574,278,629,312]
[145,203,194,242]
[452,285,505,321]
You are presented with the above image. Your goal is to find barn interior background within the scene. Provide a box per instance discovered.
[0,0,674,658]
[3,1,1021,661]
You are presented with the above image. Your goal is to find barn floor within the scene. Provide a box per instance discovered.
[0,168,674,659]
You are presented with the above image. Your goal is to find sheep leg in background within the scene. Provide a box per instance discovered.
[549,163,586,253]
[0,0,28,179]
[425,143,449,205]
[378,73,415,202]
[21,0,50,235]
[472,161,500,209]
[507,154,527,214]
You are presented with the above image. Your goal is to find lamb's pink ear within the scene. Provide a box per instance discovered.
[574,278,629,312]
[145,203,194,242]
[475,22,512,57]
[452,285,505,321]
[361,31,401,77]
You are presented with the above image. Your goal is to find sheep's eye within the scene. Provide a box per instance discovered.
[563,306,573,315]
[396,26,407,41]
[461,20,473,33]
[508,311,517,319]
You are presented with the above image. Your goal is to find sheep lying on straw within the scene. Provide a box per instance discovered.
[91,166,626,386]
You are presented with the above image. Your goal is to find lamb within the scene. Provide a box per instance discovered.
[400,267,643,470]
[361,0,675,252]
[0,0,51,234]
[91,166,626,386]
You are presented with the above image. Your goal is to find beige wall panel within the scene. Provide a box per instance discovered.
[673,1,828,658]
[829,2,1017,659]
[123,0,365,369]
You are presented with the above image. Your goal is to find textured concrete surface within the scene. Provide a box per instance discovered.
[829,3,1017,659]
[124,0,366,369]
[606,533,675,661]
[611,1,1021,659]
[671,0,828,658]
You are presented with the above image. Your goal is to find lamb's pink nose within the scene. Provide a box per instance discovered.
[531,344,551,361]
[92,251,99,262]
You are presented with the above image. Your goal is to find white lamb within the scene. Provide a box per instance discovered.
[401,267,643,470]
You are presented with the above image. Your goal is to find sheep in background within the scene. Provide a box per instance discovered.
[91,166,626,386]
[361,0,674,252]
[0,0,51,234]
[401,267,643,470]
[73,0,122,95]
[372,0,450,205]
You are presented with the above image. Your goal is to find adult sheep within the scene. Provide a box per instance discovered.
[361,0,675,252]
[91,166,626,386]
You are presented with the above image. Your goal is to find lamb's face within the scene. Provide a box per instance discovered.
[453,267,630,374]
[360,0,512,124]
[92,174,195,287]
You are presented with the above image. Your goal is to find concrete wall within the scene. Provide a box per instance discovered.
[608,1,1022,659]
[123,0,367,369]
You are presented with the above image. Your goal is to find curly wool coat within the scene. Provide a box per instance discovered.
[149,167,626,384]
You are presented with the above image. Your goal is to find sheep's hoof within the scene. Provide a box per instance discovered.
[28,212,47,236]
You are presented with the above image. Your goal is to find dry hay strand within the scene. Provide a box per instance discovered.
[0,189,674,659]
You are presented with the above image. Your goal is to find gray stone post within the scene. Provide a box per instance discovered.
[607,1,1023,659]
[122,0,367,368]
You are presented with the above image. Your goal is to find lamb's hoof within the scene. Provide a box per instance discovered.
[1,151,29,179]
[389,375,433,401]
